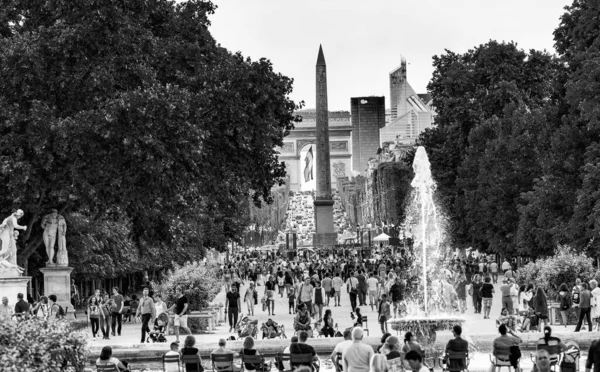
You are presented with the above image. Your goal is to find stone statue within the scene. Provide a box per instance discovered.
[0,209,27,268]
[41,209,67,266]
[0,230,25,274]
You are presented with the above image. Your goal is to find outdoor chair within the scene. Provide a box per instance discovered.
[386,356,403,372]
[490,346,520,372]
[241,353,270,372]
[290,353,320,372]
[163,353,181,372]
[361,316,369,336]
[276,352,292,372]
[211,353,235,372]
[96,364,119,372]
[439,351,469,372]
[333,352,343,372]
[183,354,203,372]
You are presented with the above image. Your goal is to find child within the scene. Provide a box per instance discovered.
[520,307,538,332]
[163,342,180,372]
[288,287,296,314]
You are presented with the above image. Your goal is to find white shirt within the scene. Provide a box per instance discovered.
[164,351,180,372]
[367,278,379,291]
[502,261,511,271]
[0,303,13,320]
[332,339,353,361]
[155,301,165,315]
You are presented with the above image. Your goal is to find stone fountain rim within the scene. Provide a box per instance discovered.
[387,316,466,323]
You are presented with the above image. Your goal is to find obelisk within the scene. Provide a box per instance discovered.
[313,45,337,246]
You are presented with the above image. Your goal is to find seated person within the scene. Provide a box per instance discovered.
[282,336,299,371]
[262,318,280,339]
[520,307,539,332]
[164,342,181,372]
[536,326,567,364]
[212,338,241,371]
[290,330,319,371]
[294,304,312,332]
[181,335,202,372]
[351,307,364,328]
[405,350,429,372]
[492,324,522,371]
[497,307,518,331]
[443,325,469,370]
[97,346,129,371]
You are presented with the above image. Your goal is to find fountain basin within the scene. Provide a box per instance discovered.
[388,316,466,345]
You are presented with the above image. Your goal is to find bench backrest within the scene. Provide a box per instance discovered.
[96,364,119,372]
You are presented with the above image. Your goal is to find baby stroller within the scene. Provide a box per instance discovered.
[147,313,168,343]
[261,318,287,339]
[561,341,580,372]
[236,316,259,339]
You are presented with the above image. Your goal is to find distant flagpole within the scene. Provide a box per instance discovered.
[304,146,314,182]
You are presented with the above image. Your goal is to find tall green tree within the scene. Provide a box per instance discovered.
[421,41,558,251]
[0,0,300,270]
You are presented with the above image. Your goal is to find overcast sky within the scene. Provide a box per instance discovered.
[209,0,572,111]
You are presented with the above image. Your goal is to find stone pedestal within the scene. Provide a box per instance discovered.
[40,266,73,311]
[0,275,32,305]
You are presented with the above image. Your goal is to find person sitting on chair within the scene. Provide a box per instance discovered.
[294,303,312,333]
[535,349,553,372]
[491,324,522,372]
[497,307,518,332]
[405,350,429,372]
[96,346,129,371]
[290,330,319,371]
[443,325,469,370]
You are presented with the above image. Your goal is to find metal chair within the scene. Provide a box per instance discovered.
[96,364,119,372]
[183,354,203,372]
[361,316,369,336]
[333,352,343,372]
[163,353,181,372]
[276,352,292,372]
[290,353,320,372]
[439,351,470,372]
[241,354,270,372]
[490,346,520,372]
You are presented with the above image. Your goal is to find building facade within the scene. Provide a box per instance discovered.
[351,96,385,174]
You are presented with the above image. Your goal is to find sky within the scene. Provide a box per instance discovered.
[209,0,572,111]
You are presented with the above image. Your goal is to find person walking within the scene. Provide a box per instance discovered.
[322,272,333,307]
[88,290,104,339]
[244,282,257,316]
[591,280,600,331]
[313,280,326,320]
[489,260,499,284]
[367,272,380,311]
[576,283,593,332]
[136,287,156,343]
[471,274,483,314]
[225,285,241,332]
[378,293,391,333]
[110,287,124,337]
[500,279,514,315]
[481,276,495,319]
[167,287,192,343]
[556,283,572,328]
[298,277,314,315]
[343,327,374,372]
[533,287,549,331]
[389,277,404,318]
[347,272,359,311]
[332,272,344,307]
[357,270,368,307]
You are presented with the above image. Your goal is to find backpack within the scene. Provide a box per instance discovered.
[482,264,488,273]
[53,304,66,319]
[572,287,580,304]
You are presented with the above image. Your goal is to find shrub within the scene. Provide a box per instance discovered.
[0,318,88,372]
[515,245,596,298]
[153,257,221,311]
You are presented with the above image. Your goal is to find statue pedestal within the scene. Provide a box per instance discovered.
[40,266,73,311]
[0,274,32,305]
[313,199,337,246]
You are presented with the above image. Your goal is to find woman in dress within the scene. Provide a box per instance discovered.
[555,283,571,328]
[244,282,257,316]
[321,309,335,337]
[533,287,549,331]
[471,274,483,314]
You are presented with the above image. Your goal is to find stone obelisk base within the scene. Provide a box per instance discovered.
[313,200,337,246]
[0,273,32,305]
[40,266,73,311]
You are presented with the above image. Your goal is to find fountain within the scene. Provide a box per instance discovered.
[388,146,464,345]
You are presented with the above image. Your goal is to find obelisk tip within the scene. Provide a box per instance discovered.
[317,44,326,66]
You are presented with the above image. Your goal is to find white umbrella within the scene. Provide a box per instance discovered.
[373,233,391,242]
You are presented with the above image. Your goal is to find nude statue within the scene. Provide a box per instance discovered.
[0,209,27,267]
[41,209,66,266]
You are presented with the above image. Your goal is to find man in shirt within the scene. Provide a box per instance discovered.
[489,261,499,284]
[330,330,353,370]
[0,296,13,321]
[281,336,298,371]
[110,287,124,336]
[14,292,29,320]
[444,325,469,370]
[167,287,191,343]
[389,277,405,318]
[299,277,314,314]
[211,338,241,371]
[332,272,344,307]
[492,324,522,356]
[405,350,429,372]
[136,287,156,343]
[502,259,511,274]
[322,273,333,307]
[356,270,368,306]
[537,349,553,372]
[225,286,241,332]
[290,330,319,369]
[346,272,359,311]
[343,327,373,372]
[500,279,514,314]
[366,272,379,311]
[576,282,593,332]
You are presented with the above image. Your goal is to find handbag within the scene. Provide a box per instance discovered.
[330,287,336,296]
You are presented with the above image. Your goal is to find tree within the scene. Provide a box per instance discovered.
[422,41,559,251]
[0,0,300,271]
